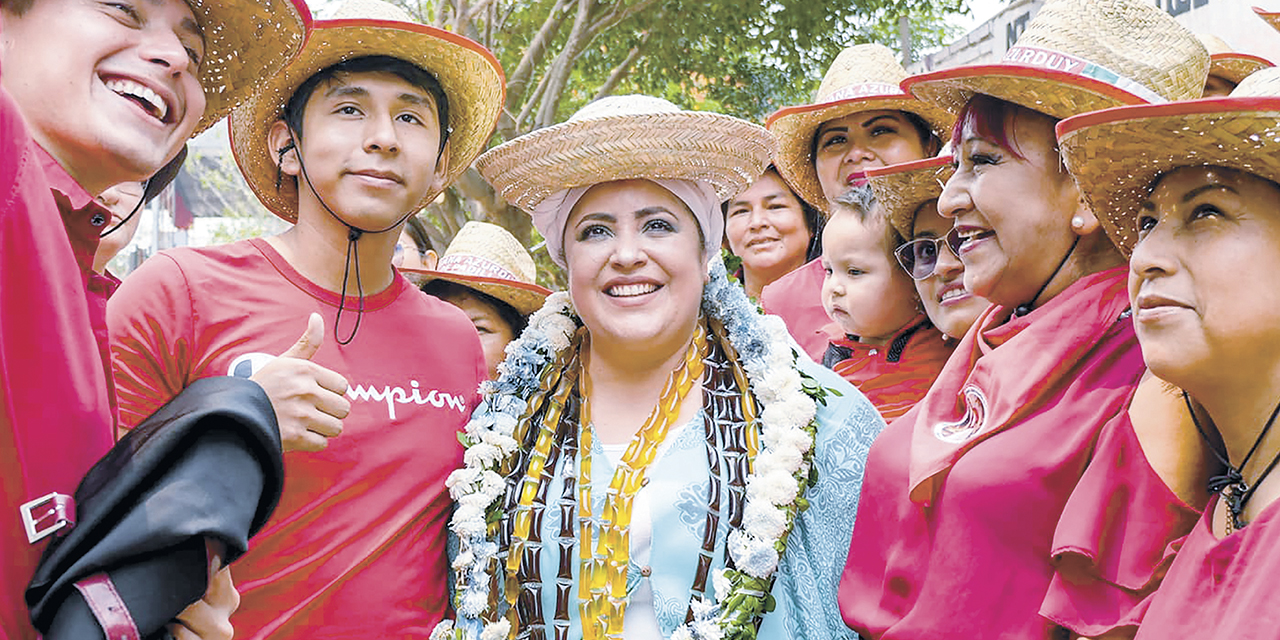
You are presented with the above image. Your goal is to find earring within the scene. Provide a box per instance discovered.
[1071,216,1084,229]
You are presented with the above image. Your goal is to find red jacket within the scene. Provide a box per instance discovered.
[0,78,117,638]
[823,317,954,421]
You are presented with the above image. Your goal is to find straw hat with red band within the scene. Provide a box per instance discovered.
[866,156,955,239]
[410,221,551,316]
[903,0,1209,121]
[228,0,505,223]
[1257,6,1280,32]
[1200,33,1274,86]
[1057,67,1280,257]
[186,0,311,135]
[765,44,955,212]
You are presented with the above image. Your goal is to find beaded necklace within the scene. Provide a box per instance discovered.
[575,321,708,639]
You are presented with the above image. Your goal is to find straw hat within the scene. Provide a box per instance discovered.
[765,44,956,212]
[410,221,551,316]
[188,0,311,135]
[229,0,505,222]
[866,156,955,238]
[1057,66,1280,256]
[1258,6,1280,32]
[903,0,1209,120]
[475,95,775,212]
[1199,34,1273,86]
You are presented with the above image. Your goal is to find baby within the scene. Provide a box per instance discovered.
[819,185,953,420]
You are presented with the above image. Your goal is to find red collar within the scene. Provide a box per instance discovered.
[824,315,932,362]
[907,267,1133,503]
[36,144,97,210]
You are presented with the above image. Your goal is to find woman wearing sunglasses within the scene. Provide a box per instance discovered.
[868,156,989,341]
[838,0,1210,638]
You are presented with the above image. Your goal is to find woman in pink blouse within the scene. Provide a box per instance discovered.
[1058,67,1280,640]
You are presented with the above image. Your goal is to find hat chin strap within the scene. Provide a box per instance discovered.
[1013,234,1079,318]
[98,176,153,239]
[288,133,417,345]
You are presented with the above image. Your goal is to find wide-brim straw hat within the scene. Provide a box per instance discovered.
[1057,67,1280,256]
[1200,34,1274,86]
[229,0,505,222]
[903,0,1209,121]
[866,156,955,238]
[475,95,775,212]
[410,221,550,316]
[1258,6,1280,32]
[188,0,311,135]
[765,44,955,213]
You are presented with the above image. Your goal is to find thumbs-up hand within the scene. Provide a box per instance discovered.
[250,313,351,452]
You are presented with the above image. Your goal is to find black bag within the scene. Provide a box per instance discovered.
[26,376,285,640]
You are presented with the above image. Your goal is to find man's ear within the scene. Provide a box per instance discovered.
[428,138,451,195]
[267,121,300,178]
[422,249,439,271]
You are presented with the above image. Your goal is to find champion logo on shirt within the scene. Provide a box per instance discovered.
[346,380,468,420]
[933,385,987,444]
[228,353,467,419]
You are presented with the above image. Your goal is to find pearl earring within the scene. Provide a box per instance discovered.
[1071,216,1084,229]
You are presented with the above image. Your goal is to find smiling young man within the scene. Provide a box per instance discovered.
[105,1,505,637]
[0,0,308,637]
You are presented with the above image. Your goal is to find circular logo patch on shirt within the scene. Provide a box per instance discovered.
[228,352,275,379]
[933,385,988,444]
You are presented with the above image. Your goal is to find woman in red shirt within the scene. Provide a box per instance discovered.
[1058,68,1280,640]
[838,1,1210,638]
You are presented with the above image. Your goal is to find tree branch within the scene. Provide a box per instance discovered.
[593,30,650,100]
[502,0,574,120]
[432,0,450,28]
[533,0,598,128]
[583,0,661,42]
[451,0,471,32]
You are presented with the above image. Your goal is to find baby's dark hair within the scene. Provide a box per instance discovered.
[282,55,450,157]
[421,279,528,337]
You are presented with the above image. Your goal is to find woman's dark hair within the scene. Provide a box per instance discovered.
[282,55,450,157]
[420,280,528,337]
[403,215,434,255]
[722,165,825,262]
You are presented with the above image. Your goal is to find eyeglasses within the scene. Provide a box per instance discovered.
[894,228,963,281]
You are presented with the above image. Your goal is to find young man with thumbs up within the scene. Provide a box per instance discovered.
[106,2,504,637]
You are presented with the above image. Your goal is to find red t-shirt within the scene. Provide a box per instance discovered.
[760,259,828,362]
[838,268,1200,639]
[108,238,486,639]
[0,77,117,639]
[1134,497,1280,639]
[823,317,954,421]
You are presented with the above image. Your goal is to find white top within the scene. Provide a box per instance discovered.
[599,419,692,640]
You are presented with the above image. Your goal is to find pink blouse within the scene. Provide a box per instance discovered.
[1134,496,1280,639]
[838,268,1199,639]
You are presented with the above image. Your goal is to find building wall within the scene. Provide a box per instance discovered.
[912,0,1280,73]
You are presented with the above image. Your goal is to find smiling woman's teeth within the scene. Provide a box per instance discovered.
[105,79,168,121]
[608,283,658,297]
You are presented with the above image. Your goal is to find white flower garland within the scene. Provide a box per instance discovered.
[434,260,825,640]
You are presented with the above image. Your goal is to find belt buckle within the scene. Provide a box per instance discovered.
[20,492,75,544]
